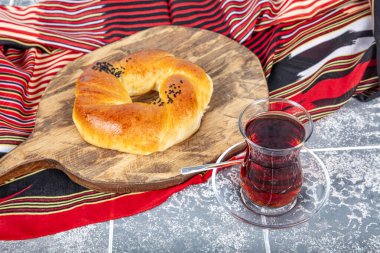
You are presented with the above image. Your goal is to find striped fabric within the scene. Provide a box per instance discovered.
[0,0,379,240]
[0,47,83,150]
[0,0,378,153]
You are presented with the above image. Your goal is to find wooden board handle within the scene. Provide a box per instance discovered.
[0,138,62,185]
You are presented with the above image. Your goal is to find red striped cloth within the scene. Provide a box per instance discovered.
[0,0,379,240]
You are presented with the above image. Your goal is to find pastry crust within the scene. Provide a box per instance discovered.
[73,49,213,155]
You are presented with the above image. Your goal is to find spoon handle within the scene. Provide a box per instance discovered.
[181,159,243,175]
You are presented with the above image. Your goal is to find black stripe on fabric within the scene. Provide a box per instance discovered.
[300,44,377,94]
[0,113,34,124]
[268,57,362,93]
[0,96,34,106]
[0,41,50,54]
[0,75,30,86]
[313,86,357,107]
[171,3,220,17]
[171,1,216,13]
[0,152,5,158]
[355,49,380,101]
[0,80,31,92]
[356,86,380,101]
[103,19,170,27]
[244,26,282,58]
[173,17,227,29]
[211,25,229,35]
[358,64,378,82]
[249,41,277,66]
[103,5,168,13]
[0,87,30,99]
[0,106,35,118]
[0,141,22,146]
[0,169,87,198]
[104,25,166,36]
[102,11,169,19]
[289,47,377,103]
[104,1,167,8]
[293,30,373,68]
[267,31,375,90]
[0,132,30,136]
[172,2,225,25]
[357,43,377,63]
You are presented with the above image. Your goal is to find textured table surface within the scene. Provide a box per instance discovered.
[0,0,379,252]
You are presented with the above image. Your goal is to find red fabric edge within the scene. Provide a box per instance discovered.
[0,171,212,241]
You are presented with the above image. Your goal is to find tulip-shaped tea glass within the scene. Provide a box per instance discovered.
[238,98,313,216]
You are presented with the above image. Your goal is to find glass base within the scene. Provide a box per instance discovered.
[211,142,331,228]
[239,188,297,216]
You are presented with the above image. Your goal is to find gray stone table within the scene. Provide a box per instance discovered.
[0,1,379,252]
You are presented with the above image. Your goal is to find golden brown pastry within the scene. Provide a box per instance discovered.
[73,49,213,155]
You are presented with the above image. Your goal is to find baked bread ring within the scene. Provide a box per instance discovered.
[73,49,213,155]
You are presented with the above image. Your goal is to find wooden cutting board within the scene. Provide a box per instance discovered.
[0,26,268,193]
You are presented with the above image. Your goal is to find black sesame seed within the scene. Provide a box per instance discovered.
[92,61,125,78]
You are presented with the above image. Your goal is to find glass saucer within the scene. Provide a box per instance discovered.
[212,142,331,229]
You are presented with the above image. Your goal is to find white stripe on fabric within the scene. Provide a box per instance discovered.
[39,40,92,53]
[41,5,103,15]
[0,144,16,153]
[282,9,340,39]
[290,16,373,58]
[35,19,104,27]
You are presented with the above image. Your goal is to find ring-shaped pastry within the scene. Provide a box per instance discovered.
[73,49,213,155]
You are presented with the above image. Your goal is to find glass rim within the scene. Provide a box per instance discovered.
[238,98,313,153]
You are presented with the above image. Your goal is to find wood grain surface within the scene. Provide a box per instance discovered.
[0,26,268,193]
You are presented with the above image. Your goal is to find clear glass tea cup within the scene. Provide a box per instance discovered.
[238,98,313,216]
